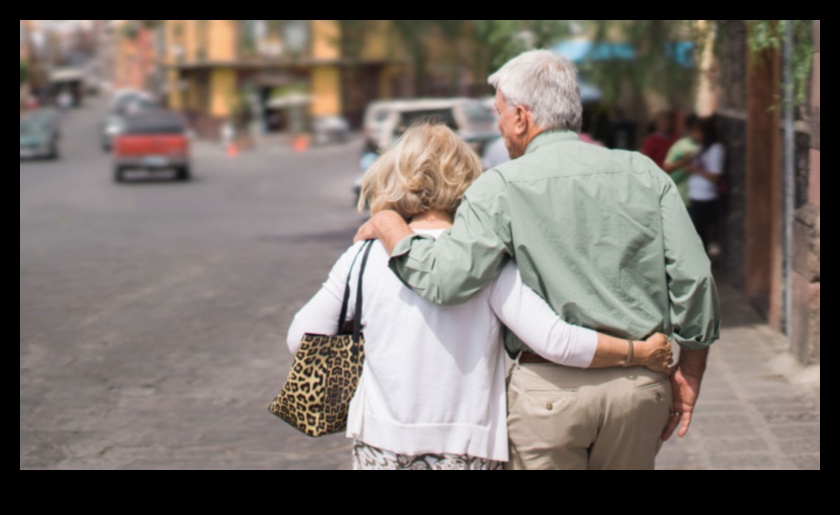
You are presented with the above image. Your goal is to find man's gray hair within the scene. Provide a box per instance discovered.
[488,50,583,132]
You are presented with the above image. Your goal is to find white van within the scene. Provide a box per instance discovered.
[377,98,499,153]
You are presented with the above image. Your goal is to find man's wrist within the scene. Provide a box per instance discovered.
[678,348,709,377]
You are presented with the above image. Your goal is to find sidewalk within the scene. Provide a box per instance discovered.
[657,285,820,470]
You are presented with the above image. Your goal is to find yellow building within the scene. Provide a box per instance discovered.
[160,20,401,139]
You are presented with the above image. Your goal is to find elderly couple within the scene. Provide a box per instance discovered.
[287,50,721,471]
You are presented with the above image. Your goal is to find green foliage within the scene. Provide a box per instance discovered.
[473,20,570,70]
[586,20,699,105]
[747,20,813,104]
[120,20,161,41]
[121,22,140,40]
[271,83,309,99]
[20,59,28,86]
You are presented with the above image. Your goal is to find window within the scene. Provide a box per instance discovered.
[283,20,309,56]
[197,20,210,61]
[462,102,496,124]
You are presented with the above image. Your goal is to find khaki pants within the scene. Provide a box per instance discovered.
[506,363,672,471]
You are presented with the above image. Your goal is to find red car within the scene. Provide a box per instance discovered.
[113,110,191,183]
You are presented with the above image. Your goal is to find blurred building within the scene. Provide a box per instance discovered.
[21,20,32,110]
[715,20,819,367]
[160,20,401,140]
[20,20,31,62]
[113,20,160,93]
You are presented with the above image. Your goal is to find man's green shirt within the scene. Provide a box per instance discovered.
[389,131,720,354]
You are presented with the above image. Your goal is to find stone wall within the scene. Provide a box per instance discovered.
[716,21,748,293]
[790,21,820,366]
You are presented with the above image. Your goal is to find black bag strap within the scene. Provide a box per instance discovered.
[352,241,375,343]
[337,241,373,334]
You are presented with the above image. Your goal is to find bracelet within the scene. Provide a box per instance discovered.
[624,339,635,368]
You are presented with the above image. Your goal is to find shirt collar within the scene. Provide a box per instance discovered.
[524,130,580,156]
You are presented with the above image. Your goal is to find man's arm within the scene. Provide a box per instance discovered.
[358,171,513,307]
[355,210,412,256]
[659,176,721,439]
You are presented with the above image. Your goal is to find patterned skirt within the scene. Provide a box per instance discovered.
[352,442,504,471]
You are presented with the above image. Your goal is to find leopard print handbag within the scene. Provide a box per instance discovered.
[269,241,374,438]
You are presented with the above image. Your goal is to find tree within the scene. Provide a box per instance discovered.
[340,20,570,97]
[390,20,570,96]
[472,20,570,85]
[746,20,813,104]
[586,20,700,107]
[390,20,443,96]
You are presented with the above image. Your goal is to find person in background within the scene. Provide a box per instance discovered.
[662,114,701,206]
[290,123,674,471]
[57,89,73,112]
[579,109,605,147]
[220,120,236,150]
[640,110,678,168]
[686,117,725,252]
[482,136,511,170]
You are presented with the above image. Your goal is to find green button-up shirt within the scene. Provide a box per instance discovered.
[390,130,721,354]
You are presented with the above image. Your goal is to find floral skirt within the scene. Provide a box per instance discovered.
[352,442,503,471]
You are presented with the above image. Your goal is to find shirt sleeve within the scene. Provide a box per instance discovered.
[659,173,722,349]
[703,144,725,175]
[490,263,598,368]
[286,243,362,354]
[388,170,513,306]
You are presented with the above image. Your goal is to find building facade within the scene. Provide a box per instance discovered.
[160,20,401,140]
[113,20,160,93]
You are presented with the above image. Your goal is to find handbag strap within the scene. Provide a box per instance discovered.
[352,241,375,343]
[337,241,373,334]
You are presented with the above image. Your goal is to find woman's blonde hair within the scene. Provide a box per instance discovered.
[359,123,483,218]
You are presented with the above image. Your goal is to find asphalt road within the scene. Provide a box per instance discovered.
[21,101,366,469]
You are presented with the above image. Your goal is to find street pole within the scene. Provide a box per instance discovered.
[783,21,795,337]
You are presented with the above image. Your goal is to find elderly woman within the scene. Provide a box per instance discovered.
[287,124,672,471]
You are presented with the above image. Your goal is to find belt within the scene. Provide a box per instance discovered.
[519,352,555,365]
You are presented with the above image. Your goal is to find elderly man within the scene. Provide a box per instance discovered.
[355,50,720,470]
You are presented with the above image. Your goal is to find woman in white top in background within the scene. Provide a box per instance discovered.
[287,124,672,471]
[686,116,726,252]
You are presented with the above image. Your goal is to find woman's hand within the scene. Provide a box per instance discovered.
[634,333,673,373]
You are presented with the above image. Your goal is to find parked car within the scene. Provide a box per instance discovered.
[113,110,191,183]
[100,115,125,153]
[363,100,399,151]
[312,115,350,145]
[20,111,61,161]
[377,98,499,152]
[111,90,158,116]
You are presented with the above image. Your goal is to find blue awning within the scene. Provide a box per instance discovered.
[552,40,695,68]
[552,41,637,63]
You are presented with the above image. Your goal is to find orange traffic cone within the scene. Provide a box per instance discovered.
[293,135,310,152]
[227,142,239,158]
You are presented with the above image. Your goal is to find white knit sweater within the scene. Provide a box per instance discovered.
[287,230,597,462]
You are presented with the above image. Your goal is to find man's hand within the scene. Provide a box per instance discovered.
[353,210,414,255]
[354,219,377,243]
[662,348,709,441]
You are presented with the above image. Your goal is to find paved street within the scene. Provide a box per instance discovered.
[20,101,819,470]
